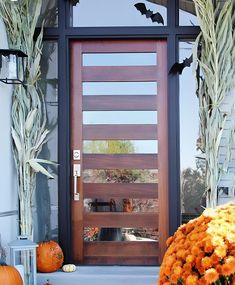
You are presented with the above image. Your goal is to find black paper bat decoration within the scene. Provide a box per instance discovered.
[134,3,164,25]
[169,55,193,75]
[71,0,79,6]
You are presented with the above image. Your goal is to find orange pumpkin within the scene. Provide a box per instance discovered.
[0,262,23,285]
[37,240,64,273]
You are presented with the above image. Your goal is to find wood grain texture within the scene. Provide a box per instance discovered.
[83,183,158,199]
[83,95,158,111]
[70,39,167,266]
[81,39,158,53]
[84,241,159,257]
[82,66,158,82]
[83,124,158,140]
[83,154,158,169]
[70,42,84,263]
[156,41,169,262]
[83,256,158,265]
[84,212,158,228]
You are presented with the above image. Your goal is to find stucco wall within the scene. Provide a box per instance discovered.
[0,18,18,262]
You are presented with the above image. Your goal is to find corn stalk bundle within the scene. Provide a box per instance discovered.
[0,0,55,238]
[193,0,235,208]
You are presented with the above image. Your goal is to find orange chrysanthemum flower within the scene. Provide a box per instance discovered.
[221,256,235,276]
[201,256,212,269]
[185,274,198,285]
[204,268,219,283]
[214,245,227,258]
[157,203,235,285]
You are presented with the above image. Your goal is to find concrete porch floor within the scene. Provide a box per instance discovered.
[37,266,159,285]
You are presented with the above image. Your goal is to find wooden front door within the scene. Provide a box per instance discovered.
[70,39,168,265]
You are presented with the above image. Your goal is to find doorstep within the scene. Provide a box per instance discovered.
[37,266,159,285]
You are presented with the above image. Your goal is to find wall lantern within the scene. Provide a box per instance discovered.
[0,49,27,84]
[8,236,38,285]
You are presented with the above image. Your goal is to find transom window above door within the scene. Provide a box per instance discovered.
[70,0,167,27]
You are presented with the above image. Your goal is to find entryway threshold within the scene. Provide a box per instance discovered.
[37,266,159,285]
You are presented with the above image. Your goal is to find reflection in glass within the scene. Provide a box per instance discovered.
[37,0,58,27]
[83,140,158,154]
[179,0,198,26]
[84,227,158,241]
[71,0,167,27]
[84,198,158,240]
[33,41,58,242]
[83,111,157,124]
[123,227,158,241]
[179,41,206,222]
[84,198,158,213]
[83,53,157,66]
[83,82,157,95]
[83,169,158,183]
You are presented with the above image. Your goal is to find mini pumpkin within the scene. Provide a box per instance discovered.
[0,262,23,285]
[37,240,64,273]
[62,264,76,272]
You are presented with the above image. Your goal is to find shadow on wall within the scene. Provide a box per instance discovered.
[35,145,52,242]
[0,17,19,260]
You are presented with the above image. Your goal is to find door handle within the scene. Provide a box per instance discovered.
[73,164,80,201]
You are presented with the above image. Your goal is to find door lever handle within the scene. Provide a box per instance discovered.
[73,164,80,201]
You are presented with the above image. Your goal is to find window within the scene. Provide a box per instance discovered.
[71,0,167,27]
[33,41,58,242]
[37,0,58,27]
[179,40,206,222]
[179,0,198,26]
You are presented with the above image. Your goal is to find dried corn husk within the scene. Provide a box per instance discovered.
[193,0,235,208]
[0,0,56,238]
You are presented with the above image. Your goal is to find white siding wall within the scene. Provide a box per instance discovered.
[217,90,235,204]
[0,18,18,262]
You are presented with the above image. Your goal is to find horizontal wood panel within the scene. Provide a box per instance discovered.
[83,183,158,199]
[83,256,158,265]
[81,40,158,53]
[83,95,157,111]
[83,154,158,169]
[84,212,158,228]
[82,66,158,82]
[83,124,158,140]
[84,241,159,257]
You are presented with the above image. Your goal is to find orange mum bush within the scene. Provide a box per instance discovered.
[158,203,235,285]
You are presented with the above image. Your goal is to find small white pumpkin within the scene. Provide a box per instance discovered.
[62,264,76,272]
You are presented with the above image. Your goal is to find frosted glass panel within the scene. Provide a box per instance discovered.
[83,82,157,95]
[83,111,157,124]
[83,53,157,66]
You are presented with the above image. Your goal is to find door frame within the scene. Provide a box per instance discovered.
[70,39,168,264]
[41,0,200,263]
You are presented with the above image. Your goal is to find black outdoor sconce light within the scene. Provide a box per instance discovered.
[0,49,28,84]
